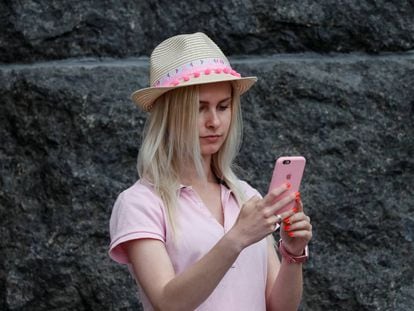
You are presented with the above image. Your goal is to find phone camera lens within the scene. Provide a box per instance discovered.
[283,160,291,165]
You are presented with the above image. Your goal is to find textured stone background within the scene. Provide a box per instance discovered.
[2,0,414,63]
[1,1,413,310]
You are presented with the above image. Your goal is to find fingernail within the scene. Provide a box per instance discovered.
[284,225,291,231]
[292,207,299,213]
[283,218,290,224]
[286,182,291,189]
[288,232,295,237]
[295,191,301,202]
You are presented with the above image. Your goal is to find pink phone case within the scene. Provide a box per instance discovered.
[268,156,306,214]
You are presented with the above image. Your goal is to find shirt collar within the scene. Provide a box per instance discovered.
[140,178,232,194]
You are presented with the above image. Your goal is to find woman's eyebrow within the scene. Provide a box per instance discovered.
[199,97,232,104]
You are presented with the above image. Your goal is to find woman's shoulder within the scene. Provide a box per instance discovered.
[109,179,167,264]
[114,179,163,210]
[110,179,167,235]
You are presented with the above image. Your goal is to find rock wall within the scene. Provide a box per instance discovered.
[1,0,414,63]
[1,1,413,310]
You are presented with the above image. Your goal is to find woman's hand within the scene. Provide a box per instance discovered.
[229,183,297,250]
[280,195,312,255]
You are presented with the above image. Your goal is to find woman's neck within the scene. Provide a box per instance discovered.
[180,154,218,186]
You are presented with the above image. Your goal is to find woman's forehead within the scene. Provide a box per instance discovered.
[199,82,232,102]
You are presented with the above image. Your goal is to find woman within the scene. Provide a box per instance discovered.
[109,32,312,311]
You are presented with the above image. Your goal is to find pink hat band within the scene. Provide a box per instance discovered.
[153,57,241,88]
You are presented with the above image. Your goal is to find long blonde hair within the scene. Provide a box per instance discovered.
[137,82,246,236]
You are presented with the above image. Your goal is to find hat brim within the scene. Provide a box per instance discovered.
[131,73,257,112]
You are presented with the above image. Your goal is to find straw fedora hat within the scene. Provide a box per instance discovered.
[131,32,257,111]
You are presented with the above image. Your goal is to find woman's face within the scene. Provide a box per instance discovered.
[198,82,232,158]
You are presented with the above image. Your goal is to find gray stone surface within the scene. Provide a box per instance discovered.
[1,53,413,310]
[1,0,414,63]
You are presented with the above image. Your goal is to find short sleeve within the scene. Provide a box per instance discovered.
[108,183,166,264]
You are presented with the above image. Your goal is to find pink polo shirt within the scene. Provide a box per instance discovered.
[109,179,268,310]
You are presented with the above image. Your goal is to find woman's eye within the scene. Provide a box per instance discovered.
[218,104,230,111]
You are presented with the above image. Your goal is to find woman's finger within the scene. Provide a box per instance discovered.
[295,196,304,213]
[283,229,313,240]
[261,183,291,207]
[282,219,312,233]
[267,192,296,215]
[282,211,309,225]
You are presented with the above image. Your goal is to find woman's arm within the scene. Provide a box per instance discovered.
[126,185,296,311]
[265,237,304,311]
[126,230,242,311]
[265,198,312,311]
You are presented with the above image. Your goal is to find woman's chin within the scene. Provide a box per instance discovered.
[201,147,221,158]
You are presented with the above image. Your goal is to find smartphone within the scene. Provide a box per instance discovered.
[268,156,306,214]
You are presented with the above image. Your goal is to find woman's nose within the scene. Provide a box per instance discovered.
[206,110,220,127]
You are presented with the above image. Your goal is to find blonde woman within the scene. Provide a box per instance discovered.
[109,32,312,311]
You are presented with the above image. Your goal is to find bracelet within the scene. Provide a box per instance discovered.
[278,239,309,264]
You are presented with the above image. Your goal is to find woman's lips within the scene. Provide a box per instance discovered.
[200,135,221,143]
